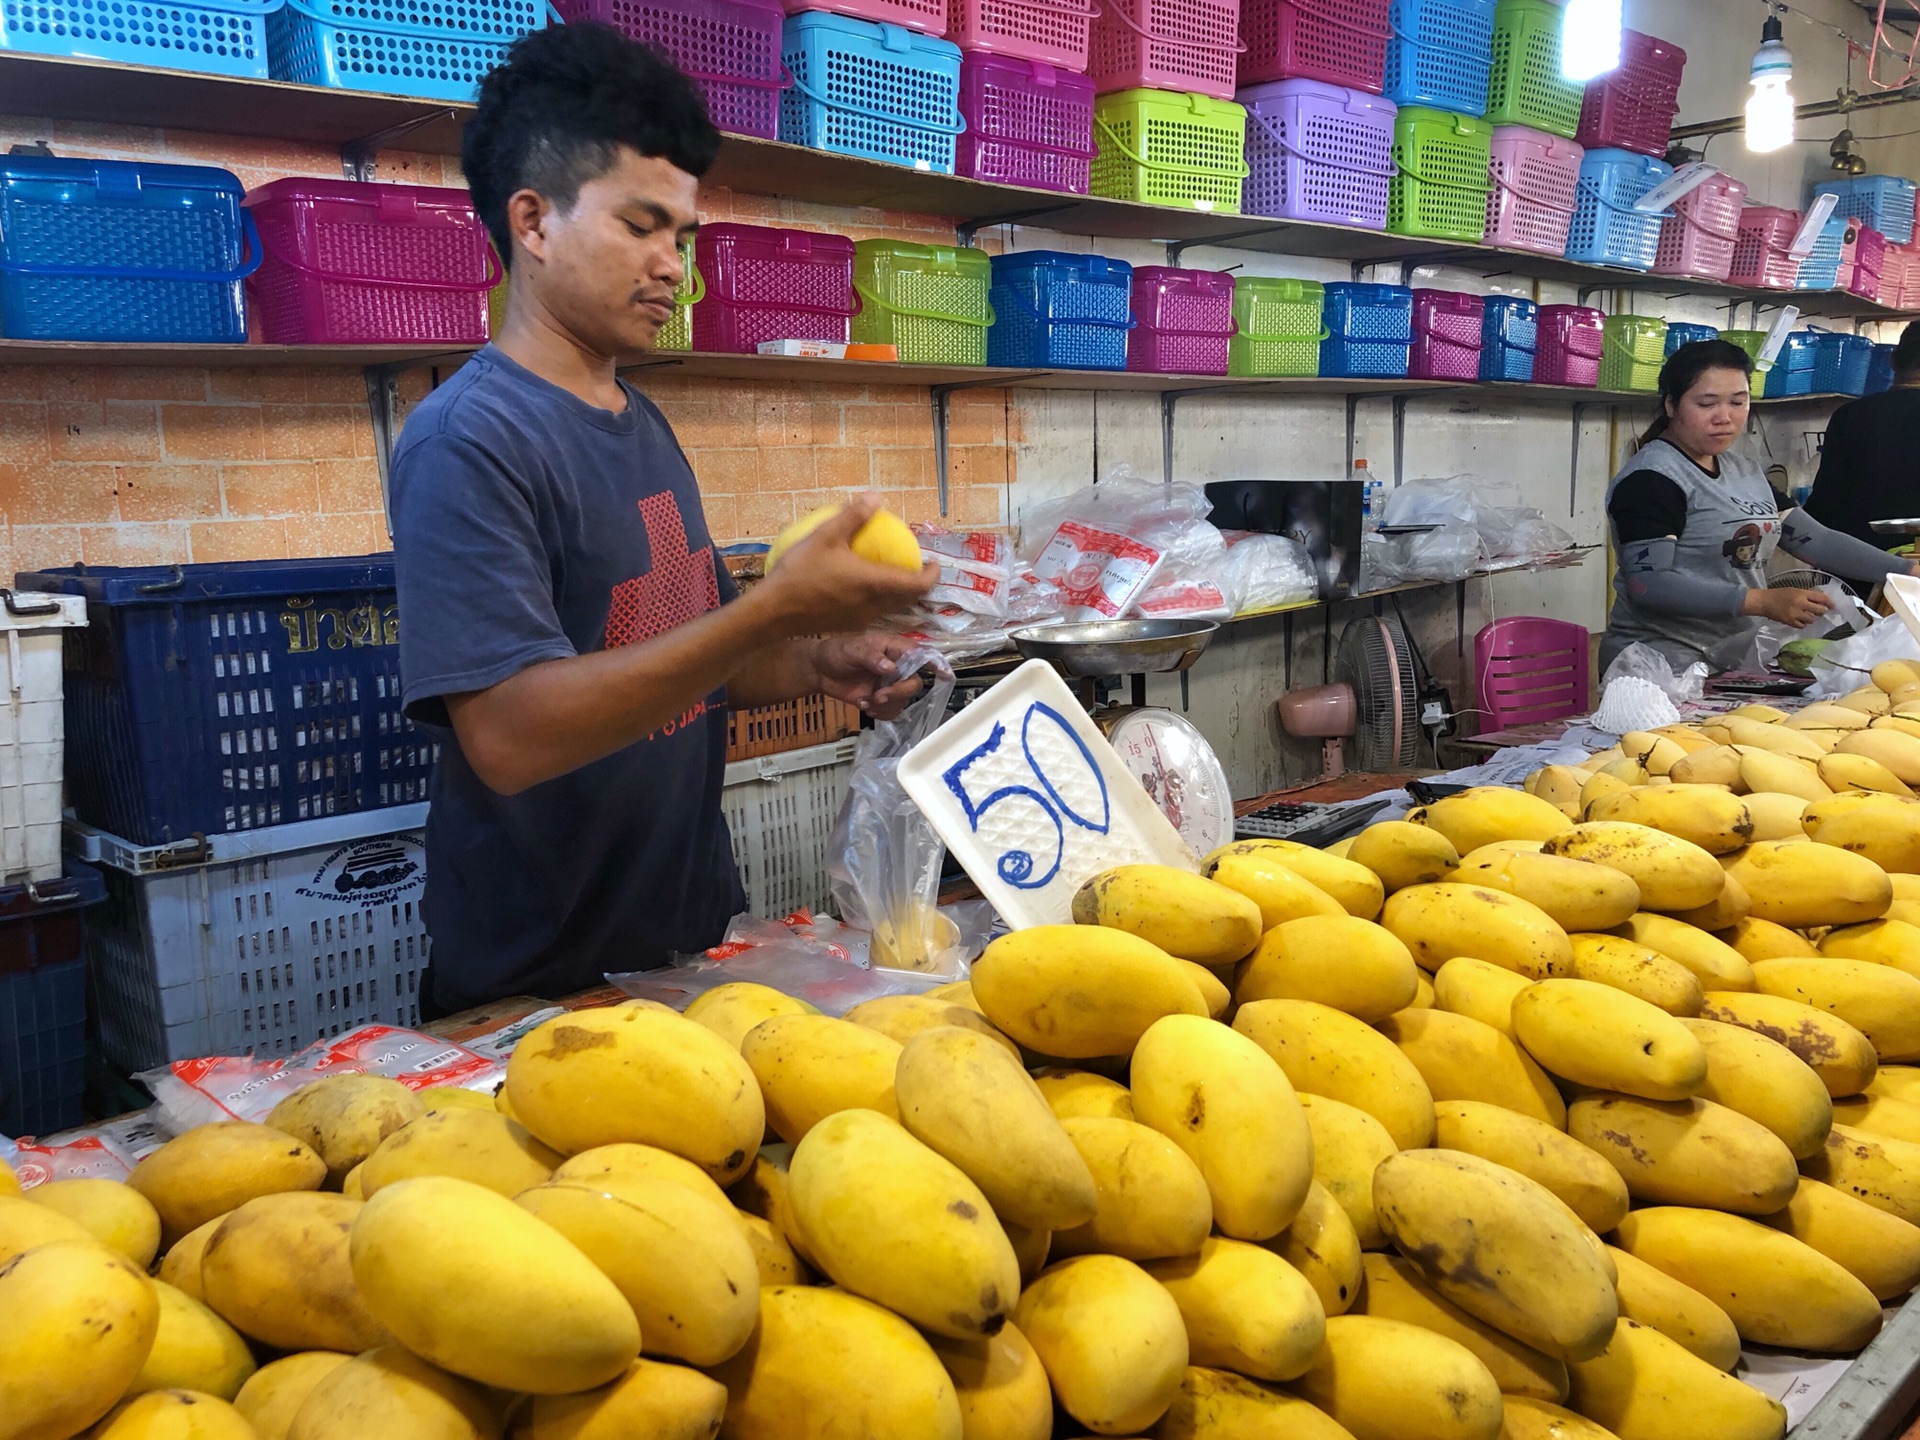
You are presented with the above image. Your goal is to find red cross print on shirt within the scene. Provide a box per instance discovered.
[602,491,719,650]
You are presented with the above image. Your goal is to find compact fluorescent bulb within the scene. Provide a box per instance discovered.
[1746,14,1796,154]
[1561,0,1623,82]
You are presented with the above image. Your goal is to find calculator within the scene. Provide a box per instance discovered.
[1233,797,1392,847]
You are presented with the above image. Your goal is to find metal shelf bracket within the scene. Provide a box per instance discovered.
[931,375,1022,515]
[364,363,403,539]
[954,204,1076,248]
[340,108,461,182]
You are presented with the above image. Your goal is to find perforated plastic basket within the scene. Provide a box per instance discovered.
[1,0,276,74]
[1576,27,1684,158]
[1664,321,1717,355]
[243,178,497,344]
[1409,288,1483,378]
[1597,313,1666,392]
[1847,223,1888,301]
[722,739,856,919]
[1320,280,1412,376]
[1814,175,1919,247]
[1383,0,1495,114]
[1729,206,1803,290]
[692,223,856,353]
[988,250,1133,369]
[1090,88,1248,212]
[948,0,1094,66]
[851,239,992,364]
[1485,0,1579,137]
[1565,146,1671,272]
[1869,343,1897,395]
[1880,241,1919,310]
[554,0,787,138]
[1127,265,1235,373]
[1812,331,1874,396]
[1388,104,1491,241]
[1534,302,1602,386]
[1229,275,1324,375]
[1483,123,1579,254]
[1653,170,1746,283]
[1794,210,1848,292]
[956,54,1096,193]
[1241,78,1395,227]
[785,0,945,32]
[1089,0,1242,100]
[780,13,965,173]
[1768,331,1817,396]
[0,861,102,1137]
[267,0,541,99]
[1239,0,1389,92]
[1479,293,1534,380]
[0,155,258,343]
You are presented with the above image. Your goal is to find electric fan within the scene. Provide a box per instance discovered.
[1274,616,1423,776]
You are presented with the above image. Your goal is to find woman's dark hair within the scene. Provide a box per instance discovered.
[463,24,721,267]
[1638,338,1755,447]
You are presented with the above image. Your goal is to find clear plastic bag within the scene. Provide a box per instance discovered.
[1020,470,1218,621]
[1366,524,1485,584]
[1602,642,1709,703]
[1808,613,1920,696]
[1219,530,1319,613]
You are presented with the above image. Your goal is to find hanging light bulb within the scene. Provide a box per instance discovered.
[1560,0,1623,81]
[1746,10,1796,153]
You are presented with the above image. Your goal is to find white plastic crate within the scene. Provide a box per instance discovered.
[0,591,86,886]
[722,738,856,918]
[69,804,429,1069]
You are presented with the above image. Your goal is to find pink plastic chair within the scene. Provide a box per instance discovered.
[1474,617,1591,731]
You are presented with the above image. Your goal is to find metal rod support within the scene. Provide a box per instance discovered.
[1392,393,1410,487]
[1456,580,1467,658]
[1167,226,1281,266]
[954,204,1076,248]
[932,388,952,517]
[1161,392,1177,485]
[364,364,402,539]
[341,110,460,182]
[1284,612,1294,688]
[1671,83,1920,141]
[1345,394,1360,473]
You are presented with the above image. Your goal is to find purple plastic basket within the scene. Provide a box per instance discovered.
[1241,77,1395,228]
[1127,265,1235,373]
[692,223,855,353]
[956,54,1097,192]
[554,0,787,139]
[1409,288,1484,379]
[1535,303,1604,387]
[1576,27,1685,159]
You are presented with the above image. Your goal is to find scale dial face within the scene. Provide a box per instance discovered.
[1103,708,1233,858]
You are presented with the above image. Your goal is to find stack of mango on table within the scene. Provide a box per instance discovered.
[18,673,1920,1439]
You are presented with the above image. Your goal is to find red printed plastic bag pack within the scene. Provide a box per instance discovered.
[1018,472,1224,622]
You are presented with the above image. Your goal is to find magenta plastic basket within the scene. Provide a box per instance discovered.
[1575,27,1684,159]
[1847,223,1889,301]
[1534,303,1603,386]
[1483,124,1581,255]
[242,178,497,344]
[1409,288,1484,378]
[948,0,1096,66]
[1729,206,1803,290]
[1239,0,1389,90]
[1652,170,1746,283]
[783,0,945,33]
[553,0,787,139]
[1241,78,1395,227]
[956,54,1097,192]
[1126,265,1235,373]
[691,223,855,353]
[1088,0,1243,99]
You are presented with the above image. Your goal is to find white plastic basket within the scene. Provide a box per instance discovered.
[0,591,87,885]
[68,804,429,1069]
[722,738,857,919]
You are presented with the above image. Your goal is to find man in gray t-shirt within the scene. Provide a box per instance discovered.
[391,27,933,1012]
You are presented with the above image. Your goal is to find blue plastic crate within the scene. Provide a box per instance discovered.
[1,0,278,75]
[987,251,1133,370]
[1868,343,1897,395]
[1566,146,1671,271]
[1812,332,1874,396]
[0,156,258,343]
[268,0,543,100]
[1384,0,1496,115]
[1794,211,1849,291]
[780,13,964,175]
[1665,321,1718,355]
[1814,176,1918,246]
[0,860,104,1140]
[1764,331,1818,398]
[1480,294,1536,380]
[1321,282,1414,377]
[14,558,438,846]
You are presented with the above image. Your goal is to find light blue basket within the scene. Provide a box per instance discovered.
[1767,332,1818,398]
[1665,321,1718,355]
[1794,211,1849,291]
[1811,331,1874,395]
[987,251,1133,370]
[1,0,278,77]
[1565,146,1671,271]
[780,13,964,175]
[268,0,544,99]
[1480,294,1535,380]
[1385,0,1496,115]
[1813,176,1918,246]
[1321,282,1413,377]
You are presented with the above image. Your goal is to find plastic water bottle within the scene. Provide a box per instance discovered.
[1355,460,1386,535]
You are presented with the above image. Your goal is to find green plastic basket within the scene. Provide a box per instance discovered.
[1721,329,1778,396]
[850,240,992,365]
[1389,107,1493,243]
[1229,276,1325,377]
[1486,0,1584,138]
[1091,88,1249,214]
[1599,315,1669,392]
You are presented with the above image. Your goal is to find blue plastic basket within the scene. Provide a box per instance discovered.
[0,860,104,1140]
[268,0,545,100]
[1665,321,1718,355]
[1,0,278,75]
[1814,176,1919,247]
[1565,146,1671,271]
[1763,332,1818,398]
[987,251,1133,370]
[1868,343,1897,395]
[1321,282,1414,376]
[1480,294,1536,380]
[1811,332,1874,396]
[0,156,259,343]
[1794,211,1849,291]
[1384,0,1495,115]
[14,559,438,846]
[780,13,965,174]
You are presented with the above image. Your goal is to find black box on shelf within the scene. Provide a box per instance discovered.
[1205,479,1363,600]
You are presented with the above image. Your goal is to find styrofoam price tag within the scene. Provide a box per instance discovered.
[1789,193,1840,260]
[1633,162,1722,215]
[898,659,1196,929]
[1759,306,1802,369]
[1886,573,1920,648]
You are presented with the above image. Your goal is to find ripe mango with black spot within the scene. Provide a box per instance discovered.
[971,925,1207,1059]
[1511,978,1706,1100]
[1679,1016,1833,1159]
[1433,1099,1627,1233]
[1566,934,1702,1016]
[1232,999,1436,1149]
[1291,1315,1504,1440]
[201,1191,387,1354]
[1801,1122,1920,1226]
[129,1121,327,1248]
[266,1074,425,1186]
[1051,1117,1213,1262]
[1568,1093,1798,1215]
[1264,1178,1361,1319]
[1752,955,1920,1062]
[1699,990,1879,1097]
[1540,823,1726,913]
[1202,851,1346,930]
[1761,1175,1920,1302]
[1585,785,1753,855]
[1450,849,1641,933]
[0,1240,161,1440]
[1355,1251,1568,1402]
[1072,864,1264,966]
[1716,916,1812,966]
[1376,1007,1566,1128]
[1151,1365,1358,1440]
[1723,840,1892,930]
[1409,787,1574,854]
[1607,1244,1741,1372]
[1347,820,1460,893]
[1381,882,1574,979]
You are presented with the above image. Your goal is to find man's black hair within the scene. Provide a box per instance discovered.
[1894,320,1920,378]
[464,24,721,267]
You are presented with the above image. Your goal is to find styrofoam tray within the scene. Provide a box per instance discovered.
[898,659,1195,929]
[1887,572,1920,647]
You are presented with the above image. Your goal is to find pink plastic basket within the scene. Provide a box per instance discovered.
[691,223,855,353]
[1652,170,1746,282]
[1239,0,1389,91]
[1409,288,1484,379]
[1240,78,1395,227]
[1575,27,1685,158]
[1881,241,1919,309]
[784,0,945,32]
[1847,222,1889,301]
[1534,303,1604,387]
[1484,124,1581,255]
[1089,0,1243,99]
[554,0,787,138]
[242,179,497,345]
[1127,265,1236,373]
[956,54,1097,192]
[948,0,1096,66]
[1729,206,1804,290]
